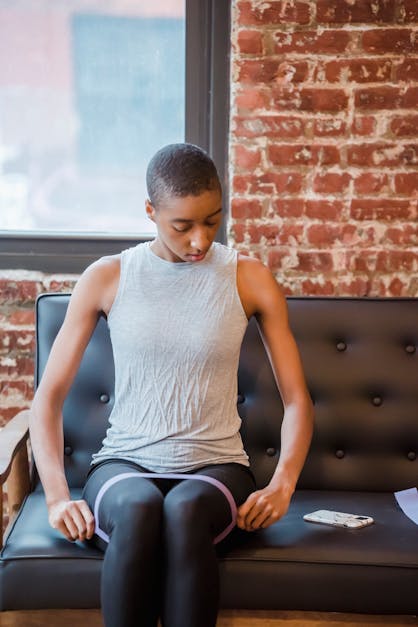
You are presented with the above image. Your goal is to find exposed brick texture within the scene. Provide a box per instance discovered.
[0,272,77,426]
[229,0,418,297]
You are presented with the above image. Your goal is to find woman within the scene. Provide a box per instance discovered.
[29,143,314,627]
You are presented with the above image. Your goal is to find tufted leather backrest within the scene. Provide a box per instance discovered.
[241,297,418,492]
[35,294,115,489]
[35,294,417,492]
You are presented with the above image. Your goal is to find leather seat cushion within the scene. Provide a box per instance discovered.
[1,489,417,612]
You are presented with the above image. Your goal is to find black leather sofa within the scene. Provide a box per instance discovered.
[0,294,417,617]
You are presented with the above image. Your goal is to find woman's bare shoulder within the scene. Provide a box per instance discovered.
[236,252,286,319]
[66,254,121,318]
[87,253,121,278]
[82,254,121,315]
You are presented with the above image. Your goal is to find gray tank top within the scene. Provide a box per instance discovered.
[91,241,250,472]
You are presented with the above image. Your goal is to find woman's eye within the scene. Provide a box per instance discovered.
[173,221,218,232]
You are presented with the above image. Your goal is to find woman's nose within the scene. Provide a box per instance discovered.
[190,231,209,251]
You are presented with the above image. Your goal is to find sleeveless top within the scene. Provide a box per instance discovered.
[91,241,250,472]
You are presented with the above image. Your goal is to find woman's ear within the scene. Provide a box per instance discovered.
[145,199,156,223]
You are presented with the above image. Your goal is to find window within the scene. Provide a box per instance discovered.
[0,0,230,272]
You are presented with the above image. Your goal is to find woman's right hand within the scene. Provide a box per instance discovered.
[48,499,95,542]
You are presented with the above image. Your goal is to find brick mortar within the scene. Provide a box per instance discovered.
[0,270,78,425]
[229,0,418,297]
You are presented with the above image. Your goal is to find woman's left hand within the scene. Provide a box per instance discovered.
[236,484,292,531]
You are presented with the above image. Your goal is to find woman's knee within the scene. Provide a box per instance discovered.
[163,486,215,532]
[99,482,164,541]
[116,488,163,525]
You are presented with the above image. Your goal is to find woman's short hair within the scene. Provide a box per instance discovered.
[146,143,221,208]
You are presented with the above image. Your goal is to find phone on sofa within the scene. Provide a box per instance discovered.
[303,510,374,529]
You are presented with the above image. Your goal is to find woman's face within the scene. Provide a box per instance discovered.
[146,189,223,263]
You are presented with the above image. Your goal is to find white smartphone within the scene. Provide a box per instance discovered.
[303,509,374,529]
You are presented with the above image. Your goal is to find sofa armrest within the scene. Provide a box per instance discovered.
[0,409,31,548]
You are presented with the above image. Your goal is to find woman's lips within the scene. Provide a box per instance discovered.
[187,252,206,262]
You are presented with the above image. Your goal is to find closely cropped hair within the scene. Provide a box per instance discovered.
[146,143,221,208]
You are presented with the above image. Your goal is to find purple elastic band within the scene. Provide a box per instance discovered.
[93,471,237,545]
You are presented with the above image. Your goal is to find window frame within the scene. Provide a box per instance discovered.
[0,0,230,273]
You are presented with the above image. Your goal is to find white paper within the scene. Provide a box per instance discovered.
[394,487,418,526]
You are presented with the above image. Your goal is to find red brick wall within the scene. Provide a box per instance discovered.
[229,0,418,296]
[0,274,77,426]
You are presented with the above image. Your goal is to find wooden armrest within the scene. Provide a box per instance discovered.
[0,409,30,485]
[0,409,31,548]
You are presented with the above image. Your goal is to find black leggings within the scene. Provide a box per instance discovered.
[82,459,256,627]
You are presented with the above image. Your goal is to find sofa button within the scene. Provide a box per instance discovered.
[405,344,416,354]
[336,341,347,352]
[407,451,416,461]
[100,393,110,403]
[266,447,276,457]
[237,394,245,404]
[335,449,345,459]
[64,446,73,456]
[372,396,382,406]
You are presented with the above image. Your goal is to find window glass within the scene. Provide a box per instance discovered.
[0,1,185,234]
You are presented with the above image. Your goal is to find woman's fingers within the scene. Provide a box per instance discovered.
[48,499,95,541]
[236,492,260,529]
[54,518,77,542]
[247,506,275,530]
[239,494,270,530]
[63,504,87,540]
[76,499,96,539]
[237,489,288,531]
[62,510,81,541]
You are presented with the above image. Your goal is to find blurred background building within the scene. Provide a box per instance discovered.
[0,0,185,234]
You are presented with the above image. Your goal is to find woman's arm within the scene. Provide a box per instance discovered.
[29,256,119,541]
[236,255,314,531]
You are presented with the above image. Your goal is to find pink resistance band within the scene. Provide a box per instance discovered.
[93,472,238,545]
